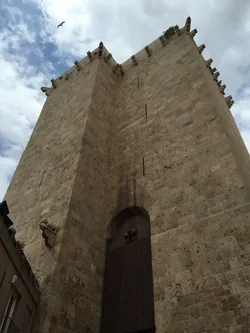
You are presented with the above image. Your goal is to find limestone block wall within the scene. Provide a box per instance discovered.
[40,57,118,332]
[4,56,103,332]
[110,31,250,332]
[152,204,250,333]
[111,32,250,224]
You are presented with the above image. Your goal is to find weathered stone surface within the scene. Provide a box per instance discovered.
[3,27,250,333]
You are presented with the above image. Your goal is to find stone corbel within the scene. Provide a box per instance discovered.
[104,53,112,63]
[163,26,176,39]
[205,58,213,67]
[159,35,166,46]
[51,79,57,89]
[185,16,191,32]
[198,44,206,54]
[213,72,220,81]
[145,46,152,57]
[39,219,58,249]
[112,64,124,76]
[112,64,120,73]
[131,55,138,66]
[118,64,124,75]
[98,41,103,57]
[41,87,51,96]
[87,51,93,61]
[211,67,217,73]
[219,84,226,94]
[190,29,197,38]
[74,61,82,72]
[174,25,181,35]
[225,95,232,102]
[225,95,234,107]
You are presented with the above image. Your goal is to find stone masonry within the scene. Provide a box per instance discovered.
[4,17,250,333]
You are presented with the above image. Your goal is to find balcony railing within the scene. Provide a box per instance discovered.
[0,317,20,333]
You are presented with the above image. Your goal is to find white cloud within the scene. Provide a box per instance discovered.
[0,16,48,199]
[0,0,250,200]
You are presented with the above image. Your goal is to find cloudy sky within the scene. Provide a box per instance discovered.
[0,0,250,200]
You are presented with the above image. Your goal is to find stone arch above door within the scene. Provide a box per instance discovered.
[107,206,150,237]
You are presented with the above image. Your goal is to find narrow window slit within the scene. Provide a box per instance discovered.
[57,117,62,132]
[39,170,46,188]
[133,177,136,205]
[67,84,73,102]
[145,104,148,119]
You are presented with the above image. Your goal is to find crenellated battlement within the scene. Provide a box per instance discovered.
[41,42,118,95]
[41,16,234,108]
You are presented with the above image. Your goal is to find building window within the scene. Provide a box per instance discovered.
[0,290,19,333]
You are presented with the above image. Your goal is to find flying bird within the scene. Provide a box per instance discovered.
[57,21,65,28]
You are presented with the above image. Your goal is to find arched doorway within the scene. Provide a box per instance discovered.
[101,207,155,333]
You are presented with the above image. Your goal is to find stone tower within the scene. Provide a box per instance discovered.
[4,17,250,333]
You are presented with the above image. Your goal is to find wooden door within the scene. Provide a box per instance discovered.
[101,215,155,333]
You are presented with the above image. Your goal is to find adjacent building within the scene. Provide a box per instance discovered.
[0,201,39,333]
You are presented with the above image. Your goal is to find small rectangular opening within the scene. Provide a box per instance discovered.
[145,104,148,119]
